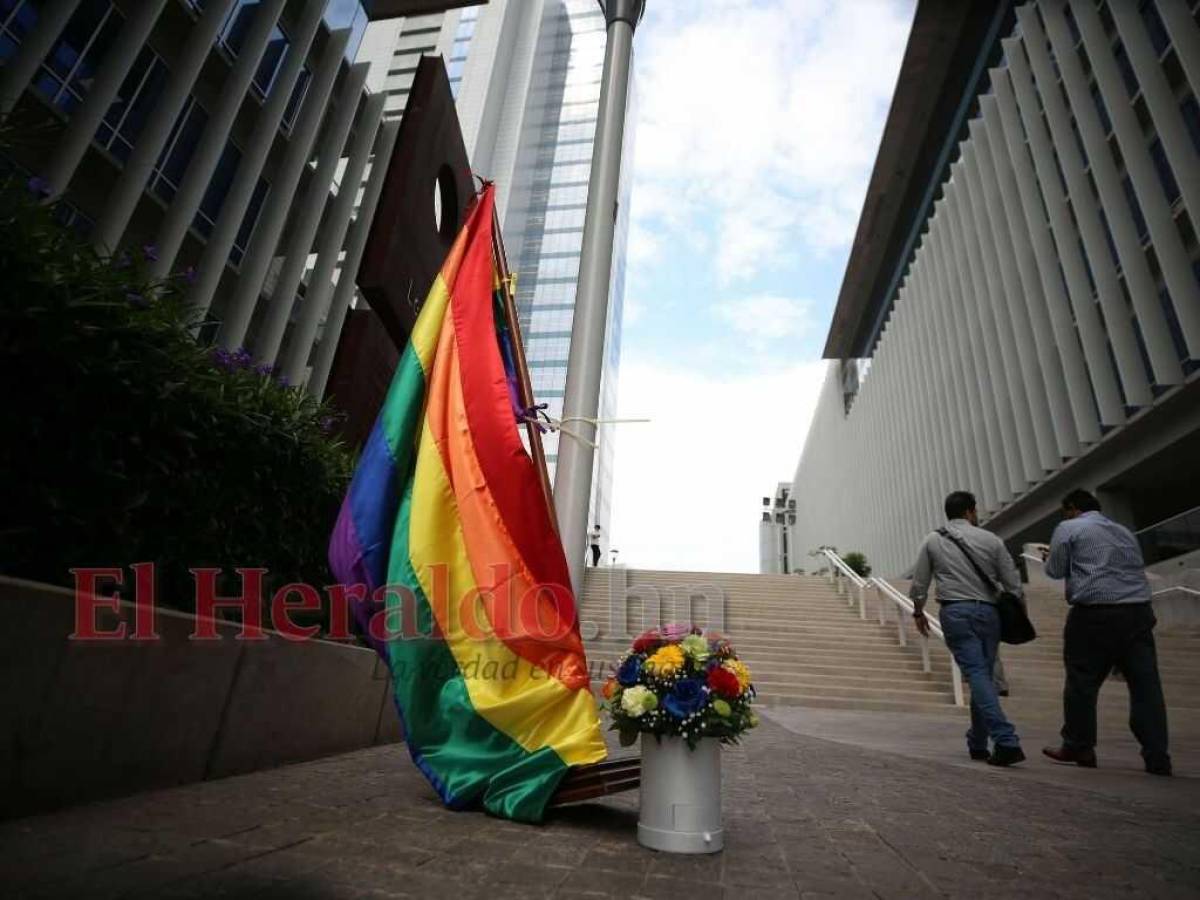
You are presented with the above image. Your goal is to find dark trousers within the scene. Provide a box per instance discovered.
[1061,603,1170,765]
[589,544,600,566]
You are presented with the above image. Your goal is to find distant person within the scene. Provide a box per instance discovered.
[1041,489,1170,776]
[909,490,1025,766]
[588,524,602,567]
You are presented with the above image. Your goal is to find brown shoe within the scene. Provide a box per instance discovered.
[1042,745,1097,768]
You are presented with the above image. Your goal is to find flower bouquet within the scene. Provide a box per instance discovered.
[600,623,758,750]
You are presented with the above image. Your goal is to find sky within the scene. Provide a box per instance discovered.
[607,0,915,573]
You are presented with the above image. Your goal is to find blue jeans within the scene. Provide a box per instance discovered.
[939,602,1019,751]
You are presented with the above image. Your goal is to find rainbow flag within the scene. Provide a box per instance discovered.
[328,185,606,822]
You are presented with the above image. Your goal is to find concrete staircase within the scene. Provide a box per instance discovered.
[580,568,1200,749]
[989,582,1200,750]
[579,568,960,713]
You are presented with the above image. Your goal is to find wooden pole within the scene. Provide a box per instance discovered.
[491,205,559,534]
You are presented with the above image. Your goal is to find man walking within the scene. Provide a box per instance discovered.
[910,491,1025,766]
[1041,489,1171,776]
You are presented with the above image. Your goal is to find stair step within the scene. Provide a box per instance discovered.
[581,568,1200,723]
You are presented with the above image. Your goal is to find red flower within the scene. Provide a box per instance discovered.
[707,666,742,699]
[632,629,662,652]
[601,678,618,700]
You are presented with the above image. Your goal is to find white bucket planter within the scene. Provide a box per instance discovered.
[637,734,723,854]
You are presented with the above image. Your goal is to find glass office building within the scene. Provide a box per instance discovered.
[502,0,636,560]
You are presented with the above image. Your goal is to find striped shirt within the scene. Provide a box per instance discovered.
[1044,511,1150,605]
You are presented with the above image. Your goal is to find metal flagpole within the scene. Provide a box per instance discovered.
[492,205,559,533]
[553,0,644,596]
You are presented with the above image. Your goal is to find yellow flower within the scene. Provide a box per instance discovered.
[723,659,752,692]
[646,644,685,676]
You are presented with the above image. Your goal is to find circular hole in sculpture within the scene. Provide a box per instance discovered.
[434,164,458,242]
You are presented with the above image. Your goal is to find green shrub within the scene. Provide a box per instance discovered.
[843,551,871,578]
[0,178,354,623]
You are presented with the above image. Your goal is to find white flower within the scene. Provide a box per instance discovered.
[621,685,658,717]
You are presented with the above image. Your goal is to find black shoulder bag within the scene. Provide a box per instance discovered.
[936,528,1036,645]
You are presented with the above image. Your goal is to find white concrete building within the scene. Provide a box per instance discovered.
[791,0,1200,578]
[759,482,796,575]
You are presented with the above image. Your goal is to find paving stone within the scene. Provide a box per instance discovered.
[4,718,1200,897]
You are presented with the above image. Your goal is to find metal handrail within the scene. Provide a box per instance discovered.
[818,548,868,619]
[1152,585,1200,598]
[870,576,965,707]
[1025,552,1200,601]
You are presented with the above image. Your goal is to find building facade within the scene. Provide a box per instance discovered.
[0,0,401,393]
[759,482,796,575]
[791,0,1200,578]
[1,0,633,551]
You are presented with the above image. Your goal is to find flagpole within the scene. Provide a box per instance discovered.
[554,0,644,596]
[492,206,559,533]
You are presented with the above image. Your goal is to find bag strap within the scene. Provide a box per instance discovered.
[936,527,1000,595]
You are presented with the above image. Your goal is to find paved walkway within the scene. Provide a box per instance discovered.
[4,717,1199,899]
[764,706,1200,814]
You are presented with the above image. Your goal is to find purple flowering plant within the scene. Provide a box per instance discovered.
[1,167,354,623]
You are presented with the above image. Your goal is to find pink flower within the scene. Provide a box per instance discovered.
[661,623,694,642]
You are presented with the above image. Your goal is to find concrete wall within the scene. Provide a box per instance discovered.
[1,576,402,820]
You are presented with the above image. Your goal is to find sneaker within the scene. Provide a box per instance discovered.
[969,749,990,761]
[1042,745,1098,768]
[987,745,1026,767]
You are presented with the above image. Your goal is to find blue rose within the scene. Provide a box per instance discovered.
[617,654,644,687]
[663,678,706,719]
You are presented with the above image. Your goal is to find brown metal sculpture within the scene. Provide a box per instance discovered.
[358,56,475,350]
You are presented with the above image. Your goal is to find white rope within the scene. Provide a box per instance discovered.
[519,413,650,449]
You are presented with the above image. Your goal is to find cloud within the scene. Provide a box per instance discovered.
[608,358,827,573]
[713,295,814,345]
[630,0,912,280]
[623,295,645,327]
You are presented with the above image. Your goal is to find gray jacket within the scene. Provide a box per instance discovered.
[908,519,1022,614]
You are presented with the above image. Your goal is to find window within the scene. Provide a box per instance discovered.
[322,0,367,62]
[194,141,241,237]
[1099,208,1120,267]
[1182,95,1200,158]
[150,97,208,203]
[34,0,122,114]
[230,177,269,266]
[282,66,310,131]
[1070,118,1088,165]
[1123,176,1148,242]
[251,26,288,97]
[1148,138,1180,205]
[1138,0,1170,57]
[0,0,40,64]
[1064,4,1082,45]
[1159,286,1189,364]
[215,3,295,103]
[1079,238,1097,296]
[1091,83,1112,136]
[95,46,169,163]
[1113,43,1139,98]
